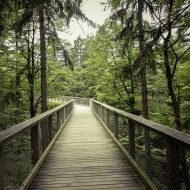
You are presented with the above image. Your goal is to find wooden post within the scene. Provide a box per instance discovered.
[64,107,66,122]
[166,138,180,190]
[41,119,49,152]
[107,110,110,129]
[48,115,53,142]
[102,107,104,123]
[101,106,103,120]
[57,111,61,128]
[63,107,65,123]
[128,119,135,159]
[114,113,119,139]
[65,105,67,119]
[144,128,152,177]
[68,104,70,114]
[31,124,40,164]
[0,145,4,190]
[61,109,64,124]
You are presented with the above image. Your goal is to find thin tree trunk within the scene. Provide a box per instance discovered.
[30,18,36,118]
[162,2,190,187]
[15,32,21,124]
[39,8,48,113]
[39,7,48,151]
[137,0,152,177]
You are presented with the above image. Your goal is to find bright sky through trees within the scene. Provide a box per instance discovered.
[58,0,110,43]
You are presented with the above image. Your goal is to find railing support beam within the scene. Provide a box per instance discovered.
[128,119,135,159]
[166,138,180,190]
[48,115,53,142]
[144,128,152,177]
[57,111,61,129]
[114,113,119,139]
[31,124,40,164]
[107,110,110,129]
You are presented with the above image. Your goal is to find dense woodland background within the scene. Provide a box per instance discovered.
[0,0,190,189]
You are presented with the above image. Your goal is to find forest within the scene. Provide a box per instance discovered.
[0,0,190,189]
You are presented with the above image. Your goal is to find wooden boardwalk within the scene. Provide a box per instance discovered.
[29,105,145,190]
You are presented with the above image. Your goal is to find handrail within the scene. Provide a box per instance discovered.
[0,100,74,146]
[90,99,190,190]
[91,99,190,145]
[49,96,90,106]
[0,99,75,189]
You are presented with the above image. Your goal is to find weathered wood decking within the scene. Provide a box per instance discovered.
[29,105,145,190]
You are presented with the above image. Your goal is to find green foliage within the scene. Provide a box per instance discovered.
[0,0,190,189]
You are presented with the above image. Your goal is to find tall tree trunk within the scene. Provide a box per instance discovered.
[137,0,152,177]
[15,32,21,124]
[163,2,190,188]
[30,18,36,118]
[163,22,189,189]
[39,8,48,113]
[39,7,48,151]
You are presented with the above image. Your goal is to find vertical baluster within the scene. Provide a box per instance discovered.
[102,107,106,124]
[64,107,66,122]
[41,118,49,151]
[128,119,135,159]
[144,128,152,177]
[107,109,110,129]
[166,138,180,190]
[57,110,61,129]
[100,106,102,119]
[102,106,104,121]
[63,107,65,123]
[65,105,68,119]
[63,107,65,121]
[67,105,69,117]
[31,123,40,164]
[48,115,53,142]
[65,105,67,119]
[114,113,119,139]
[61,109,63,124]
[100,106,103,120]
[0,145,4,190]
[69,103,70,113]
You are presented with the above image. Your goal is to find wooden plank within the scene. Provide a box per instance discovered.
[90,99,190,146]
[29,105,145,190]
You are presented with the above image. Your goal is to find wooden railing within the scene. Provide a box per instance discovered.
[90,99,190,190]
[0,100,75,189]
[49,96,90,106]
